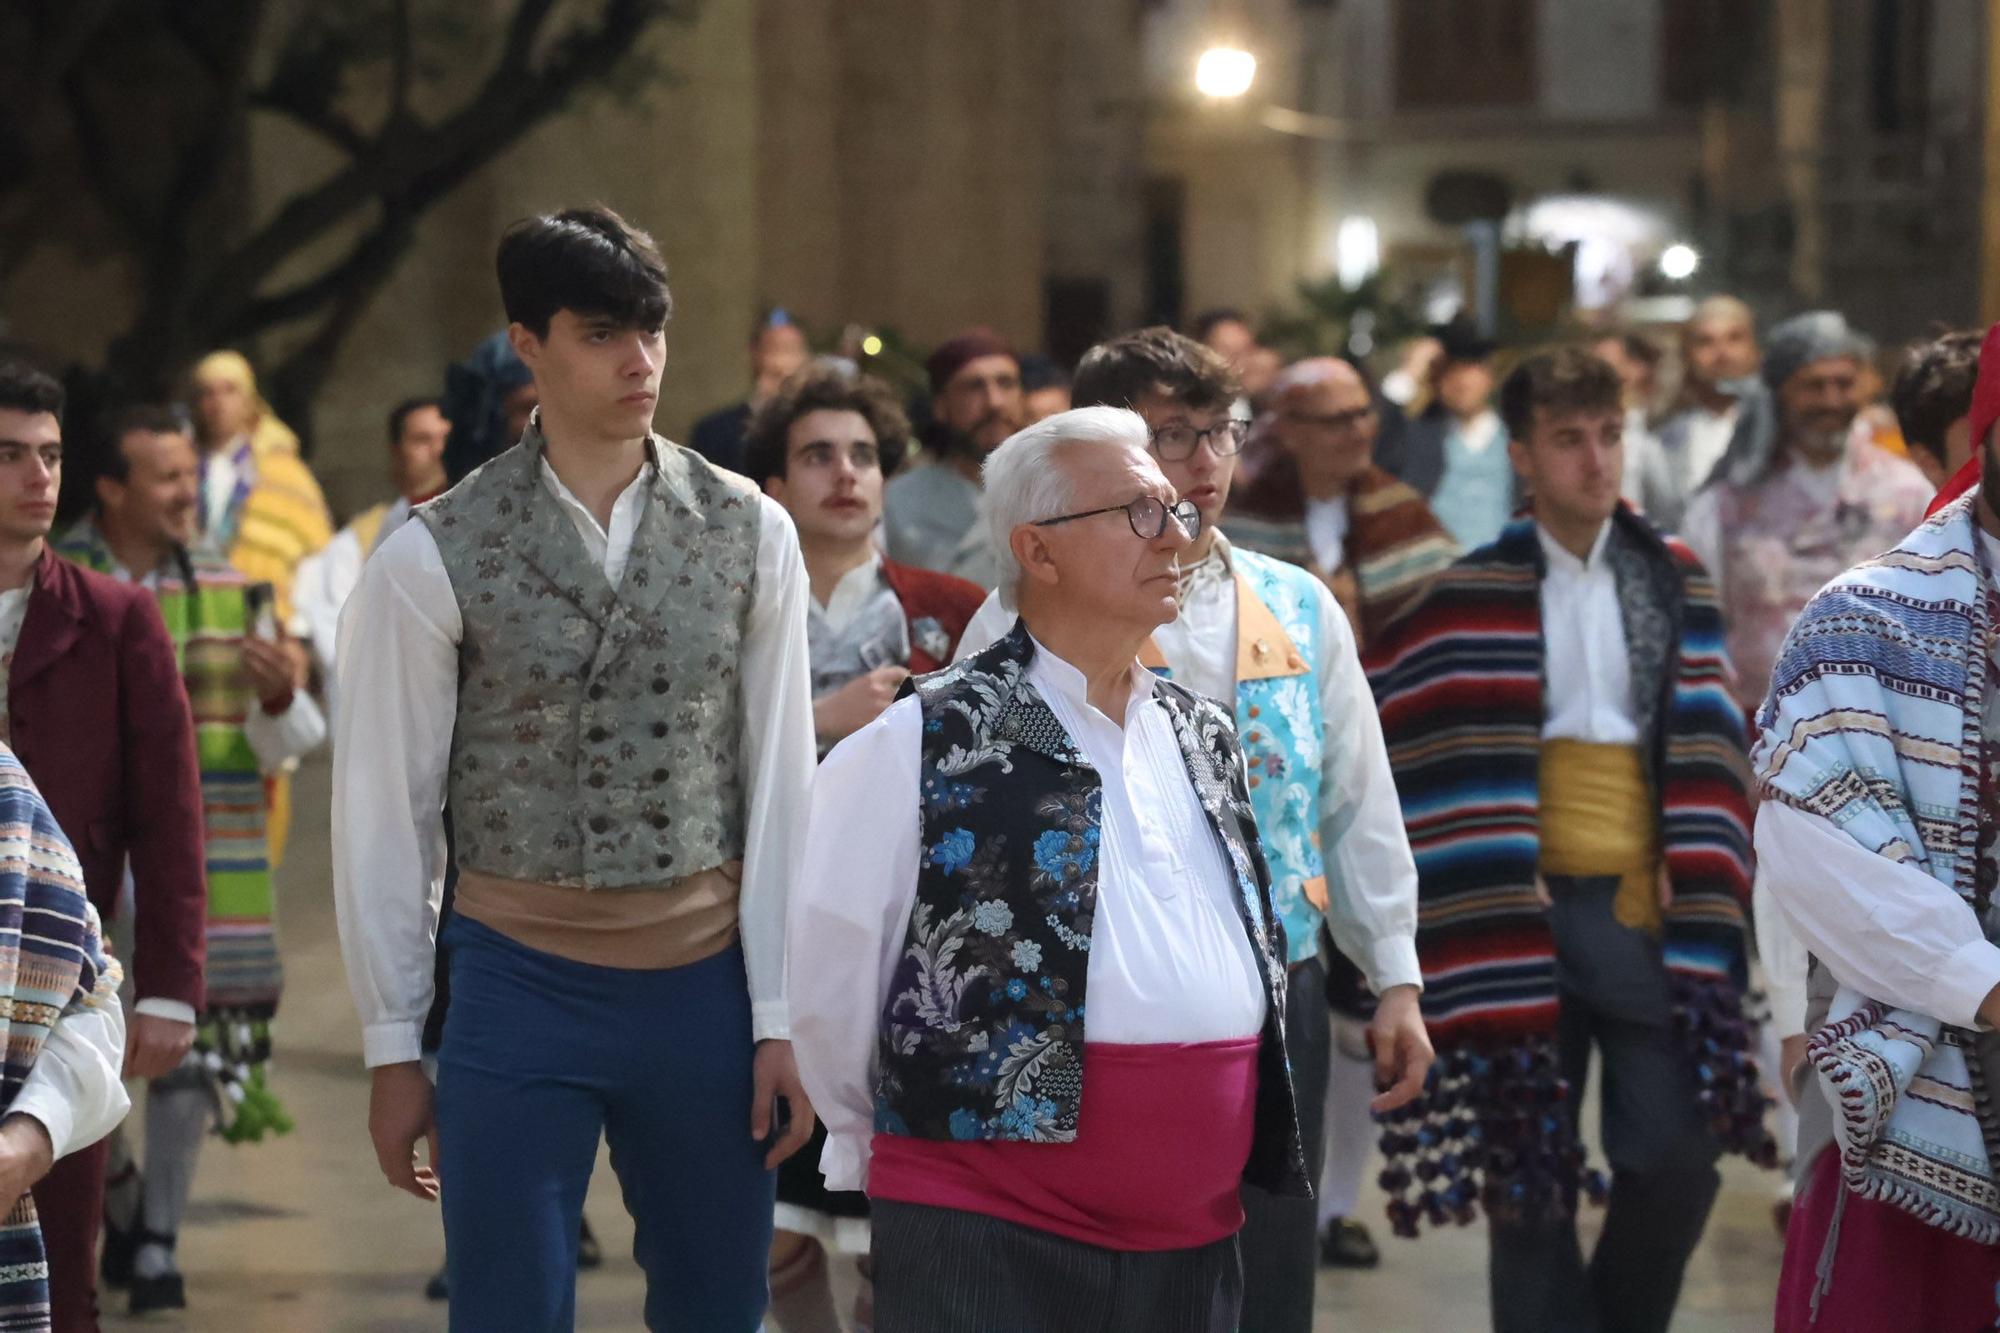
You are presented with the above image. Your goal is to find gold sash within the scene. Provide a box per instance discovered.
[1537,739,1662,935]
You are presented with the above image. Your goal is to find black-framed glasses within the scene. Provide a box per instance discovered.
[1149,418,1250,461]
[1031,494,1202,541]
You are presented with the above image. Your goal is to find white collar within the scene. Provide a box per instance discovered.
[1536,518,1613,575]
[1026,632,1157,714]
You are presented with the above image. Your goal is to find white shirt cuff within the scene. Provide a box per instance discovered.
[363,1022,425,1069]
[1368,937,1424,995]
[7,1098,73,1163]
[752,1000,790,1044]
[820,1131,870,1194]
[133,998,197,1027]
[1935,938,2000,1030]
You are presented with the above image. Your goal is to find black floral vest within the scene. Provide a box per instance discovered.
[872,621,1309,1196]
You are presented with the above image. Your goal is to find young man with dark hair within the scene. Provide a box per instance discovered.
[332,206,818,1332]
[742,363,981,1330]
[881,329,1023,584]
[1369,348,1771,1333]
[1889,328,1983,489]
[0,366,208,1333]
[291,395,450,702]
[954,328,1432,1333]
[54,404,323,1317]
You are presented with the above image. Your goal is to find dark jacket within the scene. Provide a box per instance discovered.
[10,550,206,1008]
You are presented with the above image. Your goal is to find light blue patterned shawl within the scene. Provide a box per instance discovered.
[1755,493,2000,1239]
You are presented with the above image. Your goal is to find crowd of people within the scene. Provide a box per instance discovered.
[0,200,1993,1333]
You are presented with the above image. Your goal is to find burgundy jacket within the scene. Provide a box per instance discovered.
[10,550,206,1009]
[880,559,985,673]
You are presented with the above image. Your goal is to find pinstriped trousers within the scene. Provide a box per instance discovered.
[871,1200,1242,1333]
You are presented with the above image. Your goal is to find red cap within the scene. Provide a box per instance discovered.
[1927,322,2000,517]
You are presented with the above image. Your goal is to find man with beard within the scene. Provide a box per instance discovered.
[1629,297,1759,533]
[882,330,1023,585]
[1684,311,1933,719]
[1758,322,2000,1329]
[54,406,324,1318]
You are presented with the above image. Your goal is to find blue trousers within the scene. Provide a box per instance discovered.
[436,915,775,1332]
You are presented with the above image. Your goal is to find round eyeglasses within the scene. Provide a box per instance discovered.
[1030,494,1202,541]
[1149,418,1250,461]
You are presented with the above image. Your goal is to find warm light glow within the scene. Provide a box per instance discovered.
[1195,46,1257,99]
[861,334,883,357]
[1659,243,1700,281]
[1336,217,1380,290]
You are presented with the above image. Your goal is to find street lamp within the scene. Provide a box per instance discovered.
[1659,243,1700,281]
[1195,46,1257,99]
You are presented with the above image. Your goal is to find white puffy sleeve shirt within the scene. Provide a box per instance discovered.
[790,643,1266,1191]
[332,456,816,1067]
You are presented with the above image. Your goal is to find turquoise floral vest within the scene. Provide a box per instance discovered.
[874,622,1310,1197]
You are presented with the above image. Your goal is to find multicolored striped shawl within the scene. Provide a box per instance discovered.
[1223,460,1459,646]
[0,746,121,1333]
[1365,507,1769,1236]
[1756,494,2000,1240]
[55,522,292,1144]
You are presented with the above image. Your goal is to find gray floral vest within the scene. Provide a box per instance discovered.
[874,621,1310,1196]
[417,431,760,889]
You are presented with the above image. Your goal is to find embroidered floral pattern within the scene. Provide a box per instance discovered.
[876,622,1301,1170]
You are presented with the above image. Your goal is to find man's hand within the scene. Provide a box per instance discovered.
[812,666,910,745]
[241,631,306,709]
[123,1012,196,1080]
[1779,1033,1809,1105]
[369,1062,439,1202]
[0,1115,54,1205]
[751,1040,816,1170]
[1368,984,1435,1115]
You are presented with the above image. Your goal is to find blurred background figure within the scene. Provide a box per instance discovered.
[1588,327,1664,509]
[1018,354,1072,425]
[1632,297,1759,533]
[880,328,1022,584]
[1376,320,1513,550]
[690,308,811,473]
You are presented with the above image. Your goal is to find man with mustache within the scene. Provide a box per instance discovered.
[882,330,1024,586]
[1682,311,1934,721]
[53,406,325,1318]
[1758,322,2000,1329]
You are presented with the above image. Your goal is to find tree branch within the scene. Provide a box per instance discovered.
[388,0,414,128]
[59,72,152,245]
[221,213,413,338]
[250,85,370,156]
[197,0,668,321]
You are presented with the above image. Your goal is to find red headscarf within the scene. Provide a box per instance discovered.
[1926,322,2000,516]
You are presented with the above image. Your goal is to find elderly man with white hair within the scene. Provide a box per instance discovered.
[789,406,1309,1332]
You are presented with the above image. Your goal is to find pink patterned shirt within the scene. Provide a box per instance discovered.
[1683,438,1935,711]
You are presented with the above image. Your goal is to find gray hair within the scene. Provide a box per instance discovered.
[981,405,1151,610]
